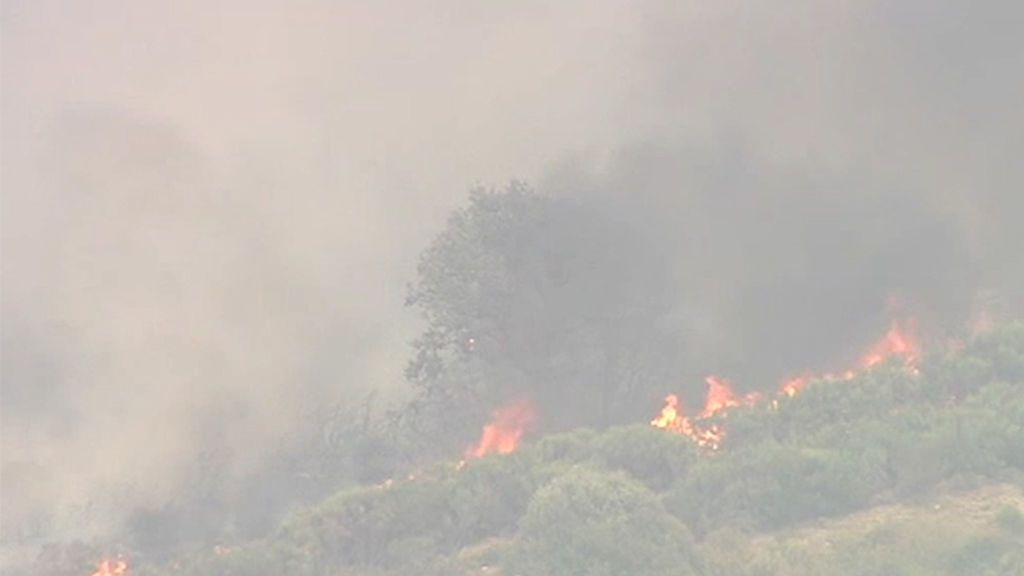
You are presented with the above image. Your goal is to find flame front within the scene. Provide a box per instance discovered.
[464,399,537,459]
[91,557,129,576]
[656,318,925,452]
[779,318,922,397]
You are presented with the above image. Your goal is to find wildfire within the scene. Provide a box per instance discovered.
[778,319,922,397]
[655,319,924,451]
[860,319,921,369]
[464,399,537,459]
[700,376,739,418]
[652,377,753,450]
[780,375,809,398]
[90,557,128,576]
[651,393,693,435]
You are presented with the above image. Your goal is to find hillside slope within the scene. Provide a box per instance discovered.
[31,324,1024,575]
[705,482,1024,575]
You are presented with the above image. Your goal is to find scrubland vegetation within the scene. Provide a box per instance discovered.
[22,186,1024,576]
[125,322,1024,576]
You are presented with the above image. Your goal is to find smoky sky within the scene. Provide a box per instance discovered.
[3,0,1022,545]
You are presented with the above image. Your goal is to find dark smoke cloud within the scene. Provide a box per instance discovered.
[1,0,650,546]
[548,142,980,391]
[538,0,1023,389]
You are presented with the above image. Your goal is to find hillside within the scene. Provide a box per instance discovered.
[114,324,1024,576]
[711,482,1024,575]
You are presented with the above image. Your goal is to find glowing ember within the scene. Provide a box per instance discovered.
[693,426,726,451]
[90,557,128,576]
[464,399,537,459]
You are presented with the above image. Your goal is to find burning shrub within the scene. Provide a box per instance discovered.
[462,399,538,460]
[126,323,1024,575]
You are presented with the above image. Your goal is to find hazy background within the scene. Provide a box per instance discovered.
[3,0,1022,546]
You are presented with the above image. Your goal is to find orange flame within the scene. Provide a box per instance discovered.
[90,557,129,576]
[700,375,744,418]
[859,319,921,369]
[778,318,922,397]
[651,394,693,435]
[464,399,537,459]
[780,375,809,398]
[651,377,756,451]
[657,318,925,452]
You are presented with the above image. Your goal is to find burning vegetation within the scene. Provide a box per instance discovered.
[463,399,538,460]
[650,376,757,451]
[459,320,924,457]
[90,557,128,576]
[861,319,922,370]
[653,319,923,451]
[70,321,1021,576]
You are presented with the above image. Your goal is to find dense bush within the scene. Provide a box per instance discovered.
[666,443,881,534]
[504,467,702,576]
[591,425,698,490]
[442,453,541,546]
[143,323,1024,575]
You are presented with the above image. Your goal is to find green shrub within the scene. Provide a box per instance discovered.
[994,505,1024,535]
[529,427,599,463]
[278,479,452,569]
[946,535,1021,575]
[668,444,879,533]
[591,424,698,490]
[444,452,539,545]
[504,467,702,576]
[142,322,1024,575]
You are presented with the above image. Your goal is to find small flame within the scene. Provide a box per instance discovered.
[859,319,921,369]
[700,375,742,418]
[651,394,693,435]
[464,399,537,459]
[780,375,809,398]
[90,557,128,576]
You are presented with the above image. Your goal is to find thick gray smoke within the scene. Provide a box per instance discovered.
[538,0,1023,389]
[2,0,1021,552]
[1,0,651,544]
